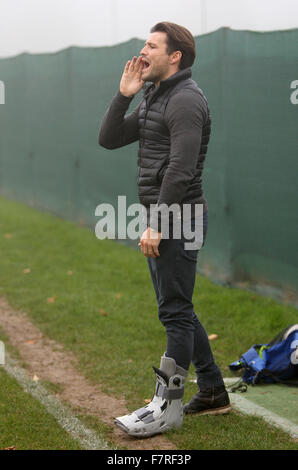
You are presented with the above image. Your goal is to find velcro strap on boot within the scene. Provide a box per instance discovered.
[135,407,152,419]
[134,407,155,423]
[156,384,184,400]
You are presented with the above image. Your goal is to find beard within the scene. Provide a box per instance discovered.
[142,63,169,85]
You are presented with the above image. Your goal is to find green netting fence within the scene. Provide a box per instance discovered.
[0,28,297,301]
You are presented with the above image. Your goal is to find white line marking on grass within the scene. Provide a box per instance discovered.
[2,353,111,450]
[189,377,298,439]
[224,378,298,439]
[228,391,298,439]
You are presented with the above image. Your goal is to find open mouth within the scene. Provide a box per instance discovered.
[141,58,151,70]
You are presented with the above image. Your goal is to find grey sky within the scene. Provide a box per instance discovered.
[0,0,297,58]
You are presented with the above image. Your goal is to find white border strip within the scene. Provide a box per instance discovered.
[190,378,298,439]
[2,353,111,450]
[224,378,298,439]
[228,391,298,439]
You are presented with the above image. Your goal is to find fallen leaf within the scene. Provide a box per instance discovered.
[67,270,73,276]
[25,339,37,345]
[3,446,16,450]
[144,399,151,404]
[4,233,13,239]
[99,308,108,316]
[32,374,39,383]
[208,334,218,340]
[23,268,31,273]
[115,293,121,299]
[47,296,56,303]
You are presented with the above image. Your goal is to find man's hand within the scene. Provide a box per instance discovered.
[120,56,145,98]
[138,227,162,258]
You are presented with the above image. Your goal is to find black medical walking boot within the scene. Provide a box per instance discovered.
[183,385,231,415]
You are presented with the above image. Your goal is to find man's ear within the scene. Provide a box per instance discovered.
[169,50,182,66]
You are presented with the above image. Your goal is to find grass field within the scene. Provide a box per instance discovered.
[0,195,297,450]
[0,366,85,450]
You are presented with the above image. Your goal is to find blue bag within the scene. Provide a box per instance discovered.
[229,324,298,386]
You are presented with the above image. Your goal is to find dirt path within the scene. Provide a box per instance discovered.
[0,297,176,450]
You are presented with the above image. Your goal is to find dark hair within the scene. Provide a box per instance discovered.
[150,22,196,70]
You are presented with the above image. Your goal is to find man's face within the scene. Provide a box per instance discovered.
[140,32,175,85]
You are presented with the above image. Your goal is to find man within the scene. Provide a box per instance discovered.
[99,22,231,438]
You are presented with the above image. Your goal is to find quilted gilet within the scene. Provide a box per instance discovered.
[137,69,211,207]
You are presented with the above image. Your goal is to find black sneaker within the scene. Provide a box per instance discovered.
[183,385,232,415]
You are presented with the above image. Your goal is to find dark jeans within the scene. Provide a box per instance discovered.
[147,211,224,391]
